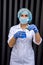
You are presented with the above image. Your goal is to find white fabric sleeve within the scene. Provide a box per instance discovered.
[32,30,42,45]
[7,27,16,44]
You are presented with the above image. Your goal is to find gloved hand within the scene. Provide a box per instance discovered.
[26,24,39,33]
[13,31,26,39]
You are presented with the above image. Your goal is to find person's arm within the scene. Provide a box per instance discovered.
[35,32,41,43]
[7,26,27,48]
[7,27,16,48]
[8,37,16,48]
[32,31,42,45]
[27,24,42,45]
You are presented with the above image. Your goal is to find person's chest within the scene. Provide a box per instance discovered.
[13,28,33,51]
[15,28,33,40]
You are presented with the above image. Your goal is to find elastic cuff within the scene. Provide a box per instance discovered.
[35,29,39,33]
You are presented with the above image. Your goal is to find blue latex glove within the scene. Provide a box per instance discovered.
[14,31,26,39]
[27,24,39,33]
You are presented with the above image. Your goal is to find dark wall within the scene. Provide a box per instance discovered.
[0,0,43,65]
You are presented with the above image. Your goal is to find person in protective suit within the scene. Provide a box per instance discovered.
[7,8,42,65]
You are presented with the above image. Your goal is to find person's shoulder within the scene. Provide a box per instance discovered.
[10,24,19,30]
[8,24,19,32]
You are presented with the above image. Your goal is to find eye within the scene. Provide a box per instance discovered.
[21,15,24,17]
[25,15,28,17]
[20,14,28,17]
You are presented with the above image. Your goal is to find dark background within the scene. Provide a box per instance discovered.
[0,0,43,65]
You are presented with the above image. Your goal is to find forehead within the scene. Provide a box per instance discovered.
[21,11,28,15]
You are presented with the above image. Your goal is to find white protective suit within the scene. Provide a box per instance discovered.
[7,23,42,65]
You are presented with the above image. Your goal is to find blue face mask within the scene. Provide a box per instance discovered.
[19,17,29,24]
